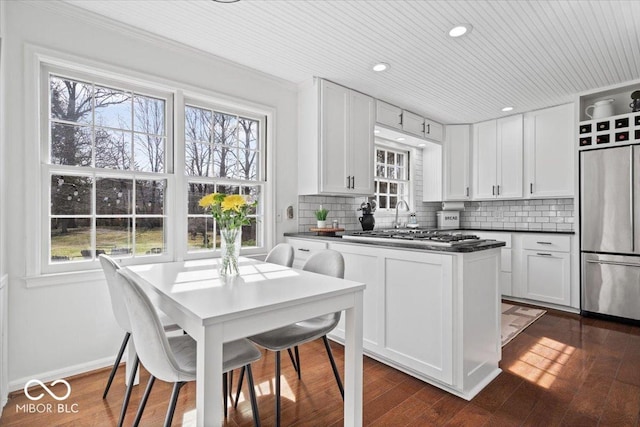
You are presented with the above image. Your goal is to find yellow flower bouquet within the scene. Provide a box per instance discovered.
[199,193,255,277]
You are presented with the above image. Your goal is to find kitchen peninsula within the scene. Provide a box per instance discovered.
[285,231,505,400]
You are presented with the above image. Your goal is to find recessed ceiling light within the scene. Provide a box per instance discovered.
[418,143,426,147]
[396,137,405,141]
[449,24,472,38]
[372,62,390,72]
[212,0,240,3]
[502,106,514,112]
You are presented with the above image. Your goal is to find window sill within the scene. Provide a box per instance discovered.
[24,269,106,289]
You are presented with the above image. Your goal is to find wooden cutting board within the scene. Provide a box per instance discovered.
[309,227,345,236]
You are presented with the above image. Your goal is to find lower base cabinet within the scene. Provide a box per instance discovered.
[320,240,501,400]
[521,250,571,306]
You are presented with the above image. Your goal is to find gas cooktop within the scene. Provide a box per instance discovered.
[342,229,486,247]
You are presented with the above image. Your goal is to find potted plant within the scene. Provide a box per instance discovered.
[314,206,329,229]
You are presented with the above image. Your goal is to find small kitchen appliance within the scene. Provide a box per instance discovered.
[436,211,460,229]
[630,90,640,112]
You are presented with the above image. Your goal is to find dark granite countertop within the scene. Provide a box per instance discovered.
[283,232,506,253]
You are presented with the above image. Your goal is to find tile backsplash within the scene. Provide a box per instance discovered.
[460,199,574,231]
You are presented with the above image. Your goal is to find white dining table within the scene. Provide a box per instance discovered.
[124,256,365,426]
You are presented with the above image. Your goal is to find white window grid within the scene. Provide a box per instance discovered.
[373,145,410,210]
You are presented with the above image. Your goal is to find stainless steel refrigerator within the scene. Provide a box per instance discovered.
[581,145,640,321]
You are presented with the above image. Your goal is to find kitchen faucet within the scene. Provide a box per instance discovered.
[393,199,411,228]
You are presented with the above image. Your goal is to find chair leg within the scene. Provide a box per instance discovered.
[287,348,298,374]
[245,364,261,427]
[103,332,130,399]
[275,350,281,427]
[223,372,228,418]
[133,375,155,427]
[164,382,184,427]
[322,335,344,399]
[117,354,139,427]
[294,345,301,379]
[233,366,246,408]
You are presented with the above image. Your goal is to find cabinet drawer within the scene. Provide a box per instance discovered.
[522,234,570,252]
[287,238,328,265]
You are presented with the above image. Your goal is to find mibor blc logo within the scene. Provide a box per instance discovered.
[16,379,79,414]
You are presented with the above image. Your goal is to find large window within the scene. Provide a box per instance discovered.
[38,62,271,276]
[184,103,264,253]
[372,145,410,210]
[45,69,171,266]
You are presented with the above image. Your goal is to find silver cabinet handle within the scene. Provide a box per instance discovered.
[466,187,469,197]
[346,175,351,189]
[492,185,495,195]
[537,253,553,256]
[422,122,425,133]
[497,185,500,195]
[585,259,640,267]
[536,241,552,245]
[530,183,533,194]
[351,176,355,189]
[427,123,431,134]
[399,112,403,126]
[297,248,310,252]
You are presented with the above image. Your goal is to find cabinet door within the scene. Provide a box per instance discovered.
[328,243,382,350]
[320,80,350,194]
[444,125,470,200]
[376,100,402,130]
[384,253,453,384]
[525,104,574,197]
[497,115,523,199]
[521,250,570,305]
[473,120,498,199]
[402,110,425,137]
[425,119,443,142]
[349,91,375,195]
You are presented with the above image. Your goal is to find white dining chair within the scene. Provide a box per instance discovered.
[115,268,263,427]
[265,243,294,267]
[100,255,181,427]
[236,249,345,427]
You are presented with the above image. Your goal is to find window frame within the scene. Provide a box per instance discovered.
[182,98,267,258]
[372,139,413,214]
[25,49,275,283]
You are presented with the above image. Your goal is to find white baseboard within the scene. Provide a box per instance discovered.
[8,356,114,393]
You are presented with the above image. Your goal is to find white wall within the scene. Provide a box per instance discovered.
[0,0,8,409]
[2,2,299,391]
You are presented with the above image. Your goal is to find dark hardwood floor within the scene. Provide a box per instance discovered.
[3,307,640,426]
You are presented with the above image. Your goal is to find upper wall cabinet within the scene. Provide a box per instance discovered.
[376,100,443,142]
[525,104,575,198]
[298,78,375,196]
[473,115,523,199]
[443,125,470,201]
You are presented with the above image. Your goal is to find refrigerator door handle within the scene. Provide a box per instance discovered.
[584,259,640,268]
[631,148,635,253]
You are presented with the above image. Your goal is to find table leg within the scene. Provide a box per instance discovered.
[343,291,364,427]
[125,339,139,387]
[196,324,224,426]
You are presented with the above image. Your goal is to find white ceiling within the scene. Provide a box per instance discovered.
[63,0,640,124]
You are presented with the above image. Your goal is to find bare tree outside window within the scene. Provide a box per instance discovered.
[185,103,263,252]
[48,74,168,263]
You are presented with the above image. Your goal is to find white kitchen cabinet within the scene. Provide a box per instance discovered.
[286,237,328,270]
[375,100,402,130]
[327,241,501,399]
[473,115,523,199]
[402,110,425,137]
[376,100,443,142]
[298,78,375,196]
[524,103,575,198]
[443,125,471,200]
[474,231,512,296]
[514,234,572,306]
[424,118,443,142]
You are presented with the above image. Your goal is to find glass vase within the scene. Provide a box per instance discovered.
[219,227,242,278]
